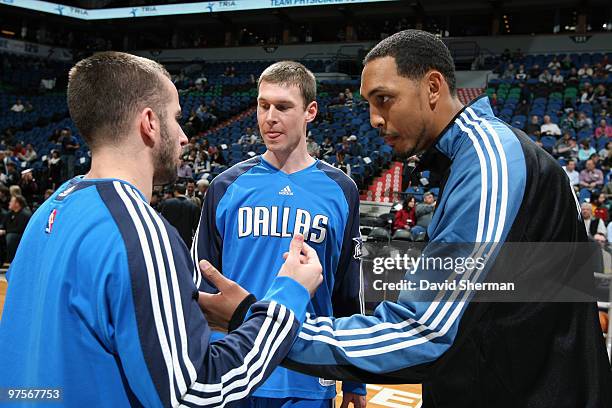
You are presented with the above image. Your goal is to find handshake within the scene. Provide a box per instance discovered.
[197,234,323,330]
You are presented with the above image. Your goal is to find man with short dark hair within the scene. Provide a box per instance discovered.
[0,194,30,262]
[0,51,323,407]
[202,30,612,407]
[159,183,200,248]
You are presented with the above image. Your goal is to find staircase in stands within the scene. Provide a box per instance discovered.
[361,162,403,203]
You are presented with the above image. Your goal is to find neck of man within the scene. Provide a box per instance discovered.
[428,96,465,150]
[262,139,315,174]
[85,146,153,202]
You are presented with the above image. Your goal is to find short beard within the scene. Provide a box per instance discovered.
[152,117,178,186]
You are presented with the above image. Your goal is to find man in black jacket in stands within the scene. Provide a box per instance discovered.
[159,183,200,248]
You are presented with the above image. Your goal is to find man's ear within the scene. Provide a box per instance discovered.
[305,101,318,123]
[139,108,158,148]
[426,70,444,109]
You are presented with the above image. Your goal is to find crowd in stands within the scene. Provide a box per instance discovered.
[486,52,612,270]
[1,48,611,257]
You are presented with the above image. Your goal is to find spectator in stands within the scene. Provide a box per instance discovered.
[518,82,532,106]
[196,178,209,202]
[599,141,612,160]
[158,183,200,248]
[416,192,435,228]
[593,233,612,273]
[576,112,593,131]
[555,132,574,157]
[578,140,597,162]
[595,119,612,139]
[48,150,62,190]
[19,170,38,208]
[561,54,574,70]
[60,128,79,181]
[538,69,552,84]
[0,184,8,212]
[194,74,207,91]
[528,64,541,79]
[177,158,193,180]
[547,56,561,71]
[0,195,31,262]
[321,136,335,158]
[578,64,593,78]
[332,92,346,106]
[344,88,354,105]
[393,195,416,231]
[489,92,498,107]
[12,143,25,158]
[5,162,20,187]
[580,83,595,104]
[194,148,211,174]
[566,138,579,160]
[592,192,610,223]
[48,129,62,144]
[334,151,351,177]
[593,63,607,80]
[513,48,524,62]
[540,115,561,136]
[18,144,37,164]
[561,111,577,132]
[196,103,217,129]
[239,127,258,145]
[502,63,516,80]
[501,48,511,62]
[515,64,528,81]
[9,185,21,199]
[563,159,580,190]
[594,85,609,111]
[23,101,34,113]
[551,69,564,90]
[185,180,201,208]
[580,159,604,190]
[10,99,24,113]
[209,147,226,167]
[582,203,606,238]
[590,153,603,170]
[185,147,198,166]
[306,135,320,158]
[347,135,363,157]
[566,67,579,85]
[526,115,541,136]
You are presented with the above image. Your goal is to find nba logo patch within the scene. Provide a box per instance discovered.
[45,209,57,234]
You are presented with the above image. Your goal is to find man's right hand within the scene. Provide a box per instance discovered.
[279,234,323,297]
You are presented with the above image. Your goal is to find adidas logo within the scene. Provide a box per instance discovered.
[279,185,294,196]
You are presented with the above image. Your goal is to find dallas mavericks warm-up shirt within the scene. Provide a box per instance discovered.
[237,97,612,407]
[0,177,311,407]
[193,156,365,400]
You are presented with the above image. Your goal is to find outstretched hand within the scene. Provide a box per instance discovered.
[197,260,249,332]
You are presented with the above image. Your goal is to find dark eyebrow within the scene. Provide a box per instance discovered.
[364,86,392,99]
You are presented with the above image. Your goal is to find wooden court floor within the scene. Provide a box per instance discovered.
[0,278,422,407]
